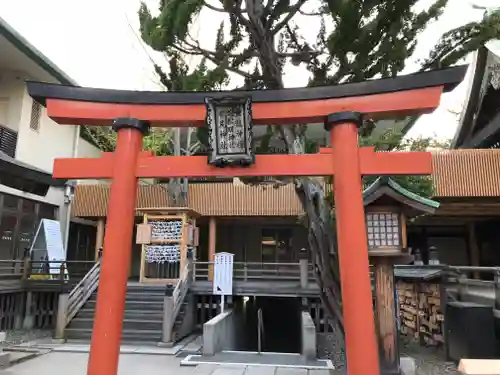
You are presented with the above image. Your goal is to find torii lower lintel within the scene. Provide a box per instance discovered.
[52,148,432,179]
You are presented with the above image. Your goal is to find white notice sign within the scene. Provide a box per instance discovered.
[213,252,234,296]
[30,219,66,275]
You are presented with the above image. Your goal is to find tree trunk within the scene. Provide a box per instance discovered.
[238,0,347,362]
[280,125,346,364]
[168,128,187,206]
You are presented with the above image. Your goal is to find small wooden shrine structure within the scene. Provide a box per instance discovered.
[135,207,199,283]
[363,177,440,373]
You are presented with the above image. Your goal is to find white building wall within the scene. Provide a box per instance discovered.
[16,86,78,172]
[77,137,101,158]
[0,69,102,211]
[0,71,24,132]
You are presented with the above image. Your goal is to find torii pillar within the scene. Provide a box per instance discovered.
[326,112,379,374]
[86,118,149,375]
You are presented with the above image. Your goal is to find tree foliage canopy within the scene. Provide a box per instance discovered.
[138,0,499,86]
[74,1,499,359]
[134,0,499,193]
[133,2,499,353]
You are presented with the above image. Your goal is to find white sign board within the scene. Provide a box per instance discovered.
[213,252,234,296]
[29,219,66,275]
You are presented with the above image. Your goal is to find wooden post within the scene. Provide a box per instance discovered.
[22,255,31,280]
[187,248,194,280]
[299,259,309,289]
[208,217,216,281]
[457,273,467,301]
[14,258,21,275]
[467,222,480,279]
[23,291,34,329]
[161,285,175,345]
[373,260,399,374]
[439,269,449,359]
[55,283,70,341]
[95,218,105,261]
[179,213,188,280]
[59,263,66,283]
[494,271,500,312]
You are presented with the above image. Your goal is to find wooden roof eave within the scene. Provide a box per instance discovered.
[363,177,440,215]
[463,109,500,148]
[452,47,489,148]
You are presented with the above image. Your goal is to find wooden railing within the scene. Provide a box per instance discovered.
[392,264,500,309]
[192,261,315,282]
[163,257,193,343]
[172,262,192,325]
[0,259,25,281]
[66,260,101,325]
[0,258,95,283]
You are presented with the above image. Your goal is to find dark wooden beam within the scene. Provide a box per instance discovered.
[462,111,500,148]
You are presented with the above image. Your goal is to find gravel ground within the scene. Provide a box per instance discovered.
[0,329,52,348]
[401,339,459,375]
[324,335,458,375]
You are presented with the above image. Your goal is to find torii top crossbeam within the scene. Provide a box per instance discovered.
[27,65,467,375]
[28,66,465,126]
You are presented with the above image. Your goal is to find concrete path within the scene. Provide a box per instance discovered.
[0,352,194,375]
[16,342,183,355]
[0,353,333,375]
[12,334,203,356]
[189,364,331,375]
[182,352,333,370]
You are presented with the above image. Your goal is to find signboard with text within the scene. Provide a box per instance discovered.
[212,252,234,296]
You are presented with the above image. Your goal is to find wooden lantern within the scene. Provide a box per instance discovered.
[362,177,440,373]
[363,176,439,259]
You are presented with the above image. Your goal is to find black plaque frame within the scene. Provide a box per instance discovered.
[205,96,255,167]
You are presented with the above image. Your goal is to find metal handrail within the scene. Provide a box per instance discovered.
[257,308,264,354]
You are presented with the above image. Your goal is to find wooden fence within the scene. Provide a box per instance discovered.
[0,258,96,331]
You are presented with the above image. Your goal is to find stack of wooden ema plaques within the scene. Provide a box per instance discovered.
[397,281,419,340]
[397,281,444,346]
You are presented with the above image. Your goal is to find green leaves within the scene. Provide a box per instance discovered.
[139,0,204,50]
[142,129,174,156]
[422,8,500,70]
[360,128,451,197]
[81,127,174,156]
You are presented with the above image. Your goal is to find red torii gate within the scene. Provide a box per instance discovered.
[27,65,466,375]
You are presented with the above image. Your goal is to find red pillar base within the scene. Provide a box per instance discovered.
[87,118,149,375]
[326,111,381,375]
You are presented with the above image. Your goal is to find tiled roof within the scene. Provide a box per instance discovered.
[431,149,500,197]
[72,149,500,217]
[73,182,304,217]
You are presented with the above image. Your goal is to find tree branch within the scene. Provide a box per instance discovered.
[176,39,254,79]
[298,8,327,16]
[271,0,308,35]
[219,0,254,31]
[203,0,246,13]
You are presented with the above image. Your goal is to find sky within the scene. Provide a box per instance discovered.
[0,0,496,141]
